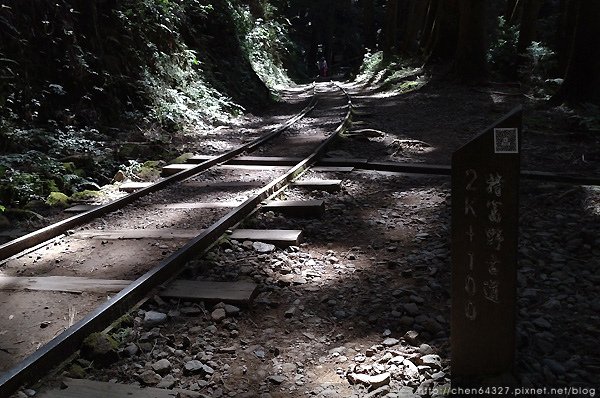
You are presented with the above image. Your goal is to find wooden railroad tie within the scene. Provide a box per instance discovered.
[262,199,325,218]
[159,280,258,305]
[70,228,302,246]
[229,229,302,247]
[39,377,210,398]
[161,163,354,176]
[0,276,257,306]
[291,179,342,192]
[0,276,130,294]
[66,200,324,218]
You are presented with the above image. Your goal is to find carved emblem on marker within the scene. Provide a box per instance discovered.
[493,128,519,153]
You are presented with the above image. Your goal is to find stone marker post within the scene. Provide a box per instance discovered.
[451,106,522,382]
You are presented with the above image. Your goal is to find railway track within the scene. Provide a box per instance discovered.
[0,82,353,396]
[1,82,598,397]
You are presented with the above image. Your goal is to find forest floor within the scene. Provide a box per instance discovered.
[9,77,600,397]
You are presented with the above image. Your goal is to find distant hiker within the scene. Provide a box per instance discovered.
[318,57,328,77]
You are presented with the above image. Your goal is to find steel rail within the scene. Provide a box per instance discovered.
[0,90,318,262]
[0,83,352,397]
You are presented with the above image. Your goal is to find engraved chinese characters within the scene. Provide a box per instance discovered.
[451,106,522,381]
[462,171,504,319]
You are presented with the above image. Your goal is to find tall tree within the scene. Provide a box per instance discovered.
[382,0,399,59]
[424,0,459,64]
[556,0,578,76]
[361,0,377,51]
[516,0,543,56]
[453,0,488,81]
[400,0,429,54]
[552,0,600,104]
[505,0,522,25]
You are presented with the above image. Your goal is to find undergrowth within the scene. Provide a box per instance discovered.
[0,0,293,211]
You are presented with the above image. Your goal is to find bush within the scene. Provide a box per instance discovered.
[487,16,519,78]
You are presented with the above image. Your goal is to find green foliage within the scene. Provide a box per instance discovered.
[46,192,70,207]
[487,16,519,77]
[520,41,558,99]
[141,49,244,132]
[0,151,98,206]
[355,51,386,83]
[355,51,423,92]
[230,2,292,89]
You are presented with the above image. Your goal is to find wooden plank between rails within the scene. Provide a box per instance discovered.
[229,229,303,247]
[0,276,130,294]
[71,228,303,246]
[262,199,325,218]
[39,378,179,398]
[291,179,342,191]
[160,280,258,305]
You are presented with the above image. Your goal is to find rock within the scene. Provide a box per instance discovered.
[253,241,275,253]
[396,386,419,398]
[123,342,139,357]
[419,354,442,368]
[347,372,391,389]
[268,375,287,385]
[389,355,405,365]
[399,316,414,328]
[403,303,419,315]
[285,306,296,318]
[382,338,399,347]
[80,332,119,367]
[282,362,297,373]
[180,306,203,316]
[143,311,167,327]
[157,374,177,389]
[66,363,87,379]
[184,360,205,375]
[138,370,161,385]
[219,346,237,354]
[202,364,215,375]
[403,359,419,379]
[533,317,551,329]
[211,308,227,322]
[430,370,446,380]
[418,344,433,355]
[113,170,126,182]
[543,358,566,374]
[224,304,241,316]
[421,317,443,334]
[364,386,391,398]
[152,359,172,375]
[23,389,36,397]
[403,330,419,345]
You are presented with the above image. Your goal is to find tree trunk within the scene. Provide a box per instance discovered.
[382,0,399,59]
[453,0,488,82]
[556,0,578,76]
[552,0,600,104]
[516,0,543,55]
[419,0,439,55]
[505,0,522,25]
[401,0,429,54]
[424,0,459,63]
[361,0,376,51]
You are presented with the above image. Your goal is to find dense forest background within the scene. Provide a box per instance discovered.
[0,0,599,216]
